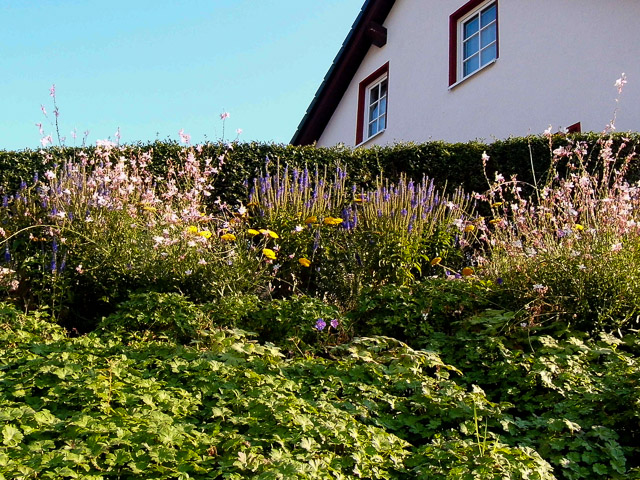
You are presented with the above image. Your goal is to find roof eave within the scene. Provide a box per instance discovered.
[291,0,396,146]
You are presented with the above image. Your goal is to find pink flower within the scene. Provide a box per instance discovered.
[220,111,230,121]
[615,73,627,94]
[96,139,116,148]
[40,135,53,147]
[49,84,56,98]
[40,105,47,116]
[179,129,191,144]
[236,128,243,135]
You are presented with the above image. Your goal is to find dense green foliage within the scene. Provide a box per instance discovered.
[2,130,640,478]
[2,133,640,204]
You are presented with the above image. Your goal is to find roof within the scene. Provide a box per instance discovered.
[290,0,396,146]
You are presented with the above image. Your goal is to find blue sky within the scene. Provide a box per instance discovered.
[0,0,364,151]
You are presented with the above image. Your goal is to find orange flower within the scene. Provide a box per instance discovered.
[462,267,474,277]
[299,258,311,267]
[430,257,442,266]
[323,217,343,226]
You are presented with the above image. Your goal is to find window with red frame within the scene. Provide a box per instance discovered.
[449,0,498,86]
[356,63,389,145]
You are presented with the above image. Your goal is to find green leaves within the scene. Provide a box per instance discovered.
[2,425,23,447]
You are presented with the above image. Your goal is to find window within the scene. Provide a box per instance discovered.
[366,77,388,139]
[449,1,498,86]
[356,63,389,145]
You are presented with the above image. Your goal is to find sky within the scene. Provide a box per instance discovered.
[0,0,365,151]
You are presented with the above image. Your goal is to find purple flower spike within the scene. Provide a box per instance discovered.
[315,318,326,331]
[330,319,339,329]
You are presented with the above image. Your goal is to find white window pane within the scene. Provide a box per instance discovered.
[370,86,379,103]
[481,24,496,48]
[463,34,479,60]
[370,103,379,121]
[368,121,378,138]
[481,5,496,27]
[480,43,497,66]
[463,17,479,39]
[464,55,479,77]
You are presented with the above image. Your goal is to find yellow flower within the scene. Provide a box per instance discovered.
[259,229,279,239]
[304,216,317,224]
[263,248,277,260]
[299,258,311,267]
[323,217,343,226]
[430,257,442,266]
[198,230,212,239]
[491,202,503,208]
[186,225,199,235]
[354,193,366,203]
[143,205,157,212]
[462,267,474,277]
[489,219,500,224]
[220,233,236,241]
[464,225,475,233]
[574,223,584,231]
[247,229,260,236]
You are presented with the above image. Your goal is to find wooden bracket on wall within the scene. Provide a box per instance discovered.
[366,22,387,48]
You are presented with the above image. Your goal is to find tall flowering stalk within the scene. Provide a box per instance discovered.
[477,75,640,331]
[248,163,474,297]
[0,142,270,320]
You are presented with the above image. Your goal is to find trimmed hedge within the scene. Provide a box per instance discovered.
[2,133,639,203]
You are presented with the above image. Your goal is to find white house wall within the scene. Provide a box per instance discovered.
[317,0,640,147]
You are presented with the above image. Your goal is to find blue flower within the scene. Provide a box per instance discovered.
[315,318,326,331]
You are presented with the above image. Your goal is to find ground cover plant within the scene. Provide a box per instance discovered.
[2,76,640,478]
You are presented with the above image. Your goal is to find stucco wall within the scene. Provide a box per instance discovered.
[317,0,640,147]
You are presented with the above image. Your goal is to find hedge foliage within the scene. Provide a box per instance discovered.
[2,133,639,204]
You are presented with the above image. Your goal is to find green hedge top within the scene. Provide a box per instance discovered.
[2,133,639,204]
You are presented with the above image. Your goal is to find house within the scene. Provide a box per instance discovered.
[291,0,640,147]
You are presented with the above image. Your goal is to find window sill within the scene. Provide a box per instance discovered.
[355,129,385,148]
[448,58,497,91]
